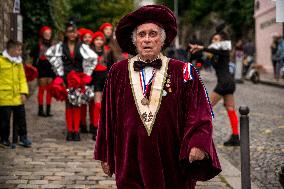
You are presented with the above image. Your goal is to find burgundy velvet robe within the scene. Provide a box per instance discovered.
[94,59,221,189]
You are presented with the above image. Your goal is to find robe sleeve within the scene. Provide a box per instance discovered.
[179,64,221,181]
[94,64,118,175]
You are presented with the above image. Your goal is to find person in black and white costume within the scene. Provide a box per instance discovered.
[46,19,98,141]
[189,25,240,146]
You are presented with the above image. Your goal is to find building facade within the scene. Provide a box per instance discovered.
[254,0,283,72]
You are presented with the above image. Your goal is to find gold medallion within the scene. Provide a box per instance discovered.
[141,97,150,106]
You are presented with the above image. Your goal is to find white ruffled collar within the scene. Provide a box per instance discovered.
[2,49,22,64]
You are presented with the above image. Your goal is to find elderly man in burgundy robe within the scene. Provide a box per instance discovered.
[94,5,221,189]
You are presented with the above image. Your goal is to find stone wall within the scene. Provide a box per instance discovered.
[0,0,14,52]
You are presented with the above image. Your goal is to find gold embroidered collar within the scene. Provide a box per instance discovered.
[128,53,169,136]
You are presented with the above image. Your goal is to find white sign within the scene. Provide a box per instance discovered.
[17,15,23,42]
[13,0,20,13]
[276,0,284,22]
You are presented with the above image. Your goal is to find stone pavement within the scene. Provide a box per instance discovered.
[201,70,284,189]
[0,82,237,189]
[257,72,284,88]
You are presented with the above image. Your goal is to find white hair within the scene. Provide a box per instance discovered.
[132,26,166,46]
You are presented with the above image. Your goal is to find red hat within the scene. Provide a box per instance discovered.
[77,28,93,40]
[115,5,177,55]
[92,31,105,41]
[99,23,113,32]
[39,26,52,37]
[77,28,87,36]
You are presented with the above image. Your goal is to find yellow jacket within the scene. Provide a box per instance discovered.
[0,55,29,106]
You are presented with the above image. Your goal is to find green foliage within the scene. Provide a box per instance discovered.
[21,1,54,48]
[49,0,72,31]
[69,0,134,31]
[156,0,254,40]
[21,0,133,51]
[218,0,254,39]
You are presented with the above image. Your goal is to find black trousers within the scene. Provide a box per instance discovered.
[0,105,27,142]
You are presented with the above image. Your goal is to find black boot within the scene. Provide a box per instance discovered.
[66,132,73,141]
[38,105,46,117]
[80,124,88,133]
[46,105,53,117]
[92,127,98,141]
[0,140,11,148]
[73,132,81,141]
[19,135,32,147]
[224,134,240,146]
[89,124,95,133]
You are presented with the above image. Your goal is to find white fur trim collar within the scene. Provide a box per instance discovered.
[2,50,22,63]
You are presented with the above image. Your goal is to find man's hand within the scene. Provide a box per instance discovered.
[101,162,112,177]
[189,147,206,163]
[21,95,27,104]
[188,44,204,54]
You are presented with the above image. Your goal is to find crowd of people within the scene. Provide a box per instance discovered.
[0,18,245,148]
[43,20,129,141]
[2,14,266,151]
[0,18,129,147]
[0,3,253,188]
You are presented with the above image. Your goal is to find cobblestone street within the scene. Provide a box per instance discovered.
[0,81,231,189]
[1,0,283,188]
[202,71,284,189]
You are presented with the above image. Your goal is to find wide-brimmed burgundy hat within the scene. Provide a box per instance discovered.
[115,5,177,55]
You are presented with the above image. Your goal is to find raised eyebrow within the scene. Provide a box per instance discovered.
[137,29,159,34]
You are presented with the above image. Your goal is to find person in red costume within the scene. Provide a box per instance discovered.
[99,23,113,50]
[46,19,97,141]
[31,26,55,117]
[77,28,95,133]
[99,22,128,66]
[78,28,93,45]
[89,31,110,140]
[94,5,221,189]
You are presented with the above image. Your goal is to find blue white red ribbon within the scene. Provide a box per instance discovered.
[139,69,155,96]
[183,63,193,82]
[184,63,214,118]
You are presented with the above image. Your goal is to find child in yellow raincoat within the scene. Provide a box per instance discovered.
[0,40,32,148]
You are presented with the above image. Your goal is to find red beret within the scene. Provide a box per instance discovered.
[77,28,87,36]
[39,26,52,37]
[77,28,93,40]
[99,23,113,32]
[92,31,105,41]
[115,5,177,55]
